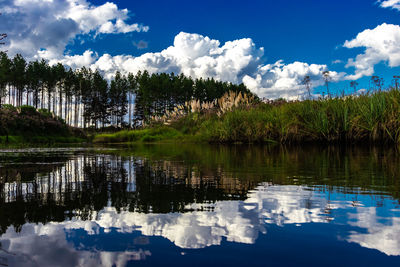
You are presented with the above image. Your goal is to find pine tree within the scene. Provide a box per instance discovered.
[0,52,11,107]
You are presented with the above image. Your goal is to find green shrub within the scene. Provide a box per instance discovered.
[37,108,52,117]
[1,104,16,111]
[0,105,85,145]
[19,105,37,115]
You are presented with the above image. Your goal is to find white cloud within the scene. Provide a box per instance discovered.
[0,0,148,59]
[379,0,400,10]
[1,1,344,99]
[2,184,400,258]
[243,61,343,99]
[45,50,98,69]
[0,223,151,267]
[344,23,400,80]
[332,59,343,64]
[61,1,148,34]
[347,207,400,256]
[46,32,342,100]
[0,184,338,255]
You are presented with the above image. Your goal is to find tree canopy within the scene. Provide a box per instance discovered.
[0,52,254,129]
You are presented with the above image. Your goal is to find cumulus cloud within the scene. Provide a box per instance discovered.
[379,0,400,10]
[344,23,400,80]
[0,1,344,99]
[47,32,342,99]
[242,61,343,99]
[2,184,400,257]
[45,50,98,69]
[0,223,151,266]
[0,0,148,59]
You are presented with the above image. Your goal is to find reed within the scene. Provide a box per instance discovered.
[94,88,400,145]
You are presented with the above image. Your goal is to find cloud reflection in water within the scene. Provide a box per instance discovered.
[1,183,399,267]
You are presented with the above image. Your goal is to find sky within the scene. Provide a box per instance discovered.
[1,0,400,99]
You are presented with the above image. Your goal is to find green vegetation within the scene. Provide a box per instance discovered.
[0,52,253,129]
[2,52,399,146]
[94,126,183,143]
[0,52,253,144]
[0,105,85,145]
[94,88,400,145]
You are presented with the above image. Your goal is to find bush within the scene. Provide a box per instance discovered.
[37,108,52,117]
[0,105,85,144]
[1,104,16,111]
[18,105,37,115]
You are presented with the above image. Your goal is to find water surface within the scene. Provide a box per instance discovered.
[0,145,399,266]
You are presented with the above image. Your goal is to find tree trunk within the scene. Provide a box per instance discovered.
[47,91,51,111]
[59,88,63,118]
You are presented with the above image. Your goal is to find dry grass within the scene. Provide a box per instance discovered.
[150,91,256,125]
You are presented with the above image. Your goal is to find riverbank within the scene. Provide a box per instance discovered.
[94,88,400,145]
[0,105,86,146]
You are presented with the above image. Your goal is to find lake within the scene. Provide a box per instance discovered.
[0,144,399,266]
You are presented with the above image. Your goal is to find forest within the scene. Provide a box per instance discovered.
[0,52,252,129]
[3,51,400,146]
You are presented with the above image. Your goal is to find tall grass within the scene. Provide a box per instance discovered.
[94,88,400,145]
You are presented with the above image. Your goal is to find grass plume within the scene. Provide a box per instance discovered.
[94,88,400,145]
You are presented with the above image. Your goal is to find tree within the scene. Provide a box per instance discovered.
[0,33,6,46]
[90,70,109,129]
[10,54,26,106]
[109,72,128,128]
[0,52,256,128]
[64,68,76,125]
[53,63,66,118]
[127,73,137,128]
[26,61,40,107]
[0,13,6,49]
[79,67,93,128]
[0,52,11,107]
[37,59,48,109]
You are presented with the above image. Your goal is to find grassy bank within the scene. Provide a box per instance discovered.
[0,135,86,145]
[0,105,86,145]
[94,88,400,145]
[93,126,184,143]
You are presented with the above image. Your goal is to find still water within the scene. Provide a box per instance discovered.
[0,144,399,266]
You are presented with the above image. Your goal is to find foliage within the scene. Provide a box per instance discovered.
[0,52,256,129]
[150,90,257,125]
[0,104,85,144]
[132,71,254,125]
[94,88,400,145]
[93,126,182,143]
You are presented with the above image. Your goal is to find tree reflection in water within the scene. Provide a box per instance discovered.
[0,150,259,234]
[0,145,399,266]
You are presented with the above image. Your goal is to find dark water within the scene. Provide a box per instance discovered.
[0,144,400,267]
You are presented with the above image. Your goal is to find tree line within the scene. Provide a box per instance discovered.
[0,52,253,129]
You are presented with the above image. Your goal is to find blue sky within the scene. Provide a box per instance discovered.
[79,0,396,59]
[2,0,400,98]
